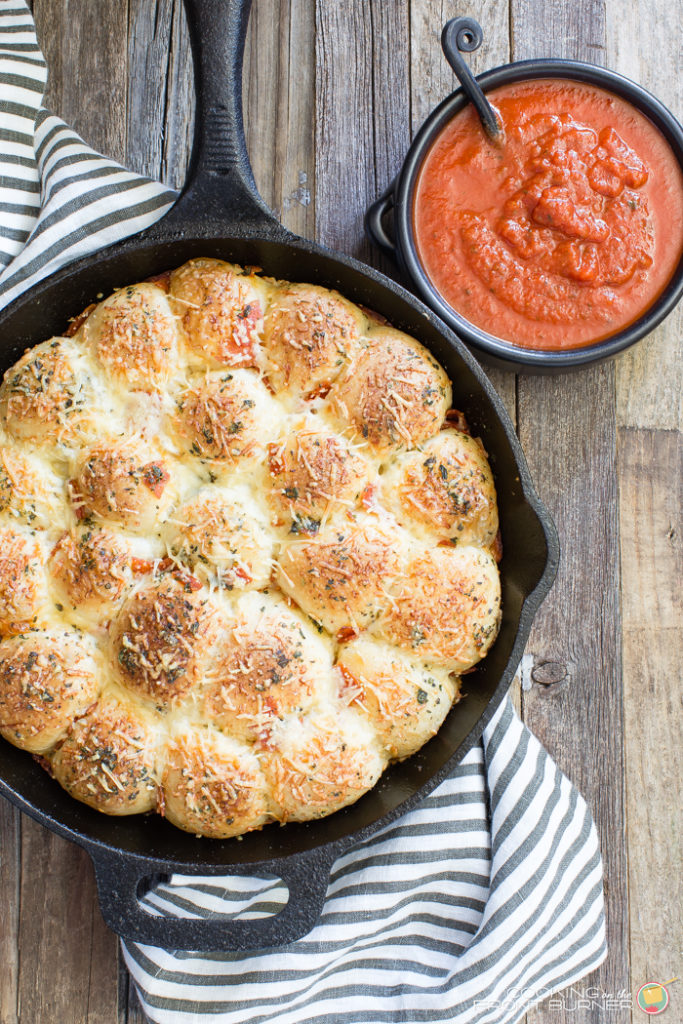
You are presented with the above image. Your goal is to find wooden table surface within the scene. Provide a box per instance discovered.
[1,1,681,1022]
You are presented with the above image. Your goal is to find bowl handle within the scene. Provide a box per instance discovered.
[365,179,399,260]
[90,845,338,951]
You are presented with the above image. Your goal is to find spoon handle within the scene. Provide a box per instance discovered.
[441,17,503,144]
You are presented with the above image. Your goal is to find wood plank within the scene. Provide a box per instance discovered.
[517,368,627,1023]
[126,0,194,192]
[607,0,681,1006]
[313,0,410,296]
[511,2,629,1021]
[244,0,316,240]
[608,0,683,432]
[0,801,20,1024]
[314,1,375,260]
[160,0,195,191]
[126,0,193,188]
[126,0,176,181]
[365,0,410,282]
[618,427,682,1001]
[243,0,281,214]
[15,822,119,1024]
[32,0,129,163]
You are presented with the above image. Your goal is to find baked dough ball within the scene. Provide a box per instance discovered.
[174,370,281,462]
[161,726,270,838]
[276,515,405,636]
[83,282,179,389]
[71,439,172,533]
[0,338,111,446]
[0,447,63,528]
[51,692,159,814]
[336,639,459,759]
[0,631,100,753]
[169,258,265,369]
[381,429,499,548]
[267,423,370,530]
[259,708,386,821]
[327,327,451,453]
[0,527,47,634]
[164,486,273,590]
[376,546,501,671]
[202,592,333,743]
[49,526,137,622]
[112,575,216,710]
[264,283,364,398]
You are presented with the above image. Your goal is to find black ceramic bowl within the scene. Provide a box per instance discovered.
[366,26,683,373]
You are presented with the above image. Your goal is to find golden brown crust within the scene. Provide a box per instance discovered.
[375,546,501,671]
[267,426,370,529]
[276,516,404,634]
[259,709,386,821]
[170,258,263,368]
[0,447,60,527]
[84,283,179,389]
[327,327,451,454]
[49,527,133,619]
[264,284,363,397]
[202,595,331,743]
[112,576,216,710]
[336,640,459,759]
[71,439,171,533]
[0,632,100,753]
[381,429,499,548]
[51,693,158,814]
[174,370,278,462]
[0,527,46,635]
[164,488,273,591]
[161,727,270,838]
[0,339,102,446]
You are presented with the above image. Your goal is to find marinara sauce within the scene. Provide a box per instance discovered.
[413,79,683,350]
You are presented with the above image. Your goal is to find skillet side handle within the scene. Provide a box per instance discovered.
[365,181,399,261]
[91,846,337,952]
[156,0,291,242]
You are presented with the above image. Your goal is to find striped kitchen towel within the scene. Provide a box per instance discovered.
[0,3,607,1023]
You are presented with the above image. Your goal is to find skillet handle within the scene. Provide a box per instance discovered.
[153,0,291,242]
[91,845,338,951]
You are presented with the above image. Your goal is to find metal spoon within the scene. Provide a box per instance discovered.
[441,17,504,145]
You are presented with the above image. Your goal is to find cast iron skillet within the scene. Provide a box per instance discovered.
[0,0,559,951]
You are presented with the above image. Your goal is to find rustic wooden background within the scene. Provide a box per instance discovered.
[1,1,681,1022]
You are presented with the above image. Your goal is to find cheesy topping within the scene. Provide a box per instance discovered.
[51,691,159,814]
[381,429,499,547]
[0,631,100,753]
[326,327,451,454]
[84,282,179,389]
[0,259,501,837]
[170,258,267,369]
[264,283,364,399]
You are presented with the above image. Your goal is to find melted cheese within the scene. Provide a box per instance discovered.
[83,282,180,390]
[263,283,364,400]
[381,428,499,548]
[170,258,271,370]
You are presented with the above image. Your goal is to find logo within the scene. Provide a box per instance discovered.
[636,982,671,1015]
